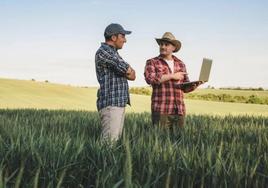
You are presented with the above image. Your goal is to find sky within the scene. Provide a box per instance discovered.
[1,0,268,88]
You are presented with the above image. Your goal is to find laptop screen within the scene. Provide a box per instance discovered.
[199,58,212,82]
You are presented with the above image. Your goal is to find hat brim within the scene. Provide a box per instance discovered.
[155,38,181,52]
[122,30,132,35]
[105,30,132,37]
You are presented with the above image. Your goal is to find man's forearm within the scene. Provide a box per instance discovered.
[159,74,173,83]
[97,51,129,75]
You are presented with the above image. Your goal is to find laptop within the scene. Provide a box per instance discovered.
[176,58,212,89]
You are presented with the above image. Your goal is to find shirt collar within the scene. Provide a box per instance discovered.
[101,42,117,51]
[156,55,183,67]
[158,55,180,62]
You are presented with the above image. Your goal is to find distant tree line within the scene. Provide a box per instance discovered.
[129,87,152,95]
[31,78,49,83]
[129,87,268,105]
[186,93,268,105]
[219,87,265,91]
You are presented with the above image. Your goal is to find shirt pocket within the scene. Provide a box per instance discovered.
[156,65,169,74]
[174,66,186,73]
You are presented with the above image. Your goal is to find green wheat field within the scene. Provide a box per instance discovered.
[0,78,268,187]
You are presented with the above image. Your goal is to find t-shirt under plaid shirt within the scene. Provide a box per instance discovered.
[95,43,130,111]
[144,55,195,115]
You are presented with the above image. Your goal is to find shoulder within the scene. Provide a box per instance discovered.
[146,56,161,65]
[172,55,183,63]
[95,47,102,56]
[95,45,105,56]
[96,43,113,55]
[173,55,186,67]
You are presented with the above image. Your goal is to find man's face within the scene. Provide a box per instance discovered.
[159,41,175,56]
[112,34,126,49]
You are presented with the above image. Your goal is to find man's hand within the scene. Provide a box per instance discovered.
[183,81,204,92]
[175,81,204,91]
[192,81,204,89]
[126,66,136,81]
[193,81,204,87]
[172,72,187,81]
[160,72,187,83]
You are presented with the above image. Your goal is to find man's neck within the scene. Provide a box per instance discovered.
[105,41,117,49]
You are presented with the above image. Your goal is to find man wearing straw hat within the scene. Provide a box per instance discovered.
[95,23,136,141]
[144,32,203,129]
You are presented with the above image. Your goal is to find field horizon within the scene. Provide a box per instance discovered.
[1,77,268,116]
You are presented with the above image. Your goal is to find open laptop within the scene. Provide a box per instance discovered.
[176,58,212,89]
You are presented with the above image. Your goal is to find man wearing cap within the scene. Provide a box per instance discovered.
[144,32,202,129]
[95,23,136,141]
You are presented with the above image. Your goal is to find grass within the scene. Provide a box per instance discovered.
[1,78,268,116]
[1,78,268,186]
[0,78,96,110]
[0,109,267,187]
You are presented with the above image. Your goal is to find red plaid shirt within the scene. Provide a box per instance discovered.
[144,55,195,115]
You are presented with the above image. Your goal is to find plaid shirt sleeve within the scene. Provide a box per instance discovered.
[96,47,129,76]
[144,59,163,85]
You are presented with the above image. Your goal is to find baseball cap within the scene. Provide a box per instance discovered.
[104,23,132,37]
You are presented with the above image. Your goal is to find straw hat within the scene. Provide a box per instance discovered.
[155,32,181,52]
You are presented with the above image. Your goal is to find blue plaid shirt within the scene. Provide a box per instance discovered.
[95,43,130,111]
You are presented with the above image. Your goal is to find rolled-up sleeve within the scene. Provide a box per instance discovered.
[96,49,129,76]
[144,60,163,85]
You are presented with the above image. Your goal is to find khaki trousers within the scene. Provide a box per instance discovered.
[99,106,125,141]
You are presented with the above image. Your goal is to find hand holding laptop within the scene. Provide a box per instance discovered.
[176,80,204,90]
[175,58,212,90]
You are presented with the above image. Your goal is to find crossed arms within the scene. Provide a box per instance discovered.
[96,49,136,81]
